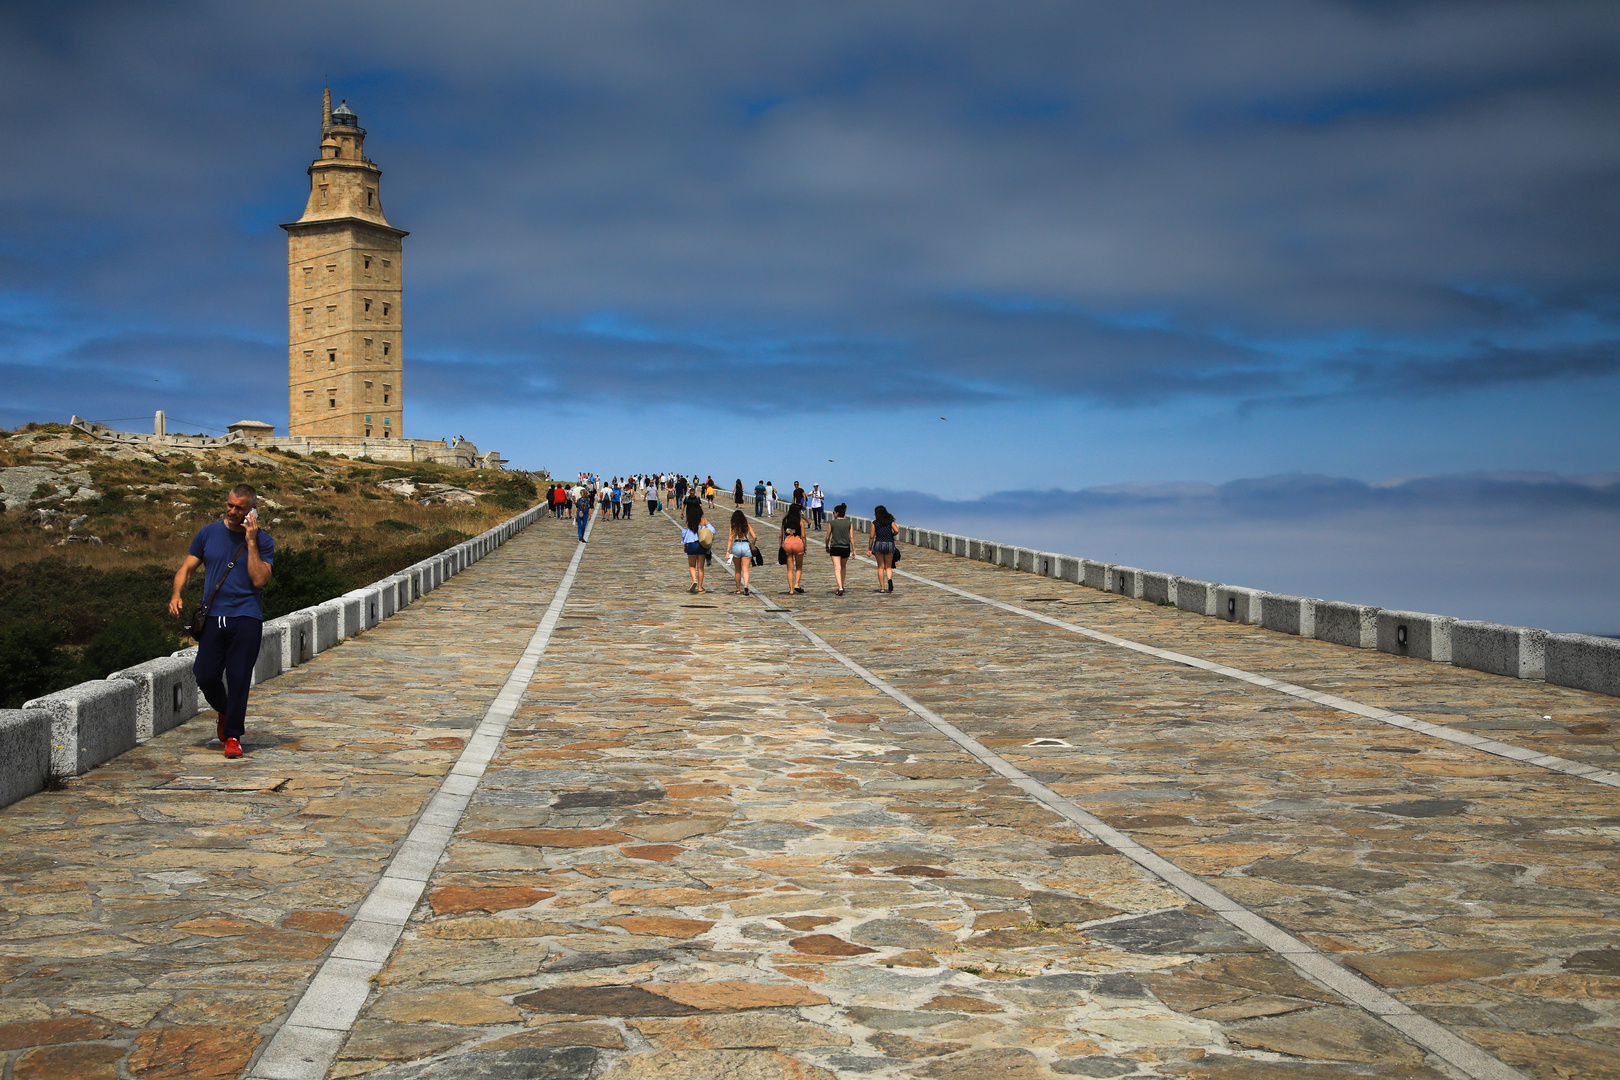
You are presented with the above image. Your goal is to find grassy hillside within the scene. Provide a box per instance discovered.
[0,423,544,707]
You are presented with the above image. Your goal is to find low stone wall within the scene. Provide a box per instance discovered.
[6,503,547,810]
[68,417,503,468]
[850,517,1620,700]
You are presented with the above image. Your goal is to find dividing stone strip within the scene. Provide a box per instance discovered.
[244,514,596,1080]
[732,582,1531,1080]
[742,508,1620,790]
[887,561,1620,791]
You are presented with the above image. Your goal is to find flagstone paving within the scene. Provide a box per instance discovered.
[0,525,577,1080]
[0,507,1616,1080]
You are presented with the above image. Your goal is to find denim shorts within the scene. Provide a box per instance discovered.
[730,540,752,558]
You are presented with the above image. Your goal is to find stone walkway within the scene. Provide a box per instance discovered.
[0,509,1615,1079]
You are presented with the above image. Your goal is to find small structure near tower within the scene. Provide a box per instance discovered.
[283,89,407,440]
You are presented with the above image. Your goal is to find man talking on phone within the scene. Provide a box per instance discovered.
[168,483,274,758]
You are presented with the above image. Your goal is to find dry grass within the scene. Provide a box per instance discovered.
[0,427,539,573]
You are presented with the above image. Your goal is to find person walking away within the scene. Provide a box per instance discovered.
[754,479,766,516]
[733,478,745,508]
[645,478,657,517]
[682,497,714,592]
[168,484,273,759]
[810,485,825,530]
[765,482,776,517]
[577,485,594,542]
[869,504,899,592]
[825,502,853,595]
[613,480,623,520]
[705,477,716,507]
[675,474,688,505]
[728,510,757,595]
[781,502,808,595]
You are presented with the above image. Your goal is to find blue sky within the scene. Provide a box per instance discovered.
[1,2,1617,626]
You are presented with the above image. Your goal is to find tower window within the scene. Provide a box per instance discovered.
[383,416,391,427]
[302,350,314,371]
[302,266,313,290]
[364,381,373,402]
[327,389,337,409]
[363,337,373,358]
[364,298,372,317]
[365,414,372,424]
[318,184,328,206]
[326,264,336,282]
[326,305,336,327]
[383,384,391,404]
[304,389,314,402]
[382,302,391,319]
[382,260,391,282]
[302,307,314,328]
[382,341,390,357]
[363,256,372,277]
[366,190,374,207]
[366,428,372,437]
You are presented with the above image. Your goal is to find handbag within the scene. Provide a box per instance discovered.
[185,540,247,638]
[777,544,787,566]
[696,523,715,548]
[750,542,764,567]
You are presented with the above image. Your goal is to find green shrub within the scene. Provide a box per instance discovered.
[0,621,74,709]
[260,548,347,619]
[375,519,419,533]
[77,617,180,680]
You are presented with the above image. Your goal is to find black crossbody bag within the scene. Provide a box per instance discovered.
[185,541,247,639]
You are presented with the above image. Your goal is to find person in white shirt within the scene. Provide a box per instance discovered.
[810,486,825,531]
[764,482,776,517]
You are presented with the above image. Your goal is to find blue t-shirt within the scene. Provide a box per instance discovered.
[188,520,274,620]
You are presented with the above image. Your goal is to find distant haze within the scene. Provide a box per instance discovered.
[838,472,1620,636]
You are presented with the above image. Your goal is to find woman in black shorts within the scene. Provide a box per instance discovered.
[824,503,853,595]
[869,504,898,593]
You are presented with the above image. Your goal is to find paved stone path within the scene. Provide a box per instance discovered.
[0,508,1616,1079]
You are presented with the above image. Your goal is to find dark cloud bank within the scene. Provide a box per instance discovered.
[840,472,1620,636]
[1,1,1619,431]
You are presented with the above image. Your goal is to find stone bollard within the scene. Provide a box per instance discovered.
[1260,594,1318,637]
[1112,566,1144,599]
[24,680,140,777]
[268,611,315,668]
[1451,621,1547,680]
[108,655,199,740]
[253,622,287,685]
[1376,610,1456,663]
[311,601,342,651]
[1082,560,1111,591]
[1174,578,1220,616]
[1215,586,1264,624]
[0,710,53,808]
[1058,556,1081,583]
[347,587,384,629]
[1141,572,1178,606]
[1314,601,1379,649]
[1544,633,1620,697]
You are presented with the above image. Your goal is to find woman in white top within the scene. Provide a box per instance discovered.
[680,497,713,593]
[764,482,775,517]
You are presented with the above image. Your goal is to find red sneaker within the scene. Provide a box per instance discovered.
[222,737,243,759]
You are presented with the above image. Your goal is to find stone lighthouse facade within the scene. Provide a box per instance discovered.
[283,90,407,439]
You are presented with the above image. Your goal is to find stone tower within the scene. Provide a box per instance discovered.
[283,89,407,438]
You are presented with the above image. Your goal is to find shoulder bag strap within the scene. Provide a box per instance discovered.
[199,541,249,617]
